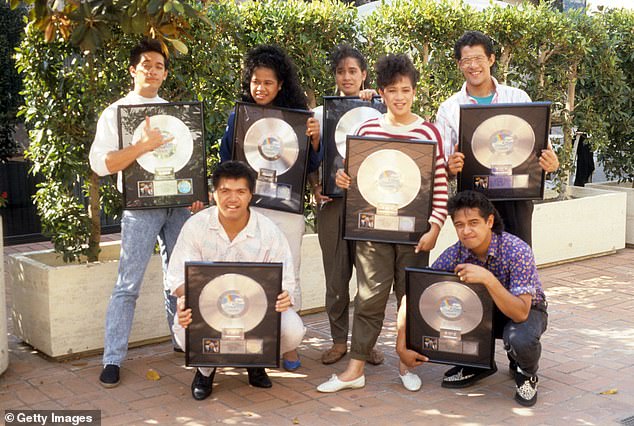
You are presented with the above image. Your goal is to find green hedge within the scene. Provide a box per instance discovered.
[0,3,25,161]
[14,0,634,260]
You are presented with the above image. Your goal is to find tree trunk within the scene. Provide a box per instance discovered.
[86,171,101,262]
[86,52,101,262]
[561,61,579,198]
[421,42,431,120]
[498,46,512,85]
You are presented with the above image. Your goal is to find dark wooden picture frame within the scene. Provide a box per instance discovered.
[406,268,495,370]
[458,102,551,201]
[185,262,282,368]
[322,96,386,197]
[232,102,311,214]
[118,102,208,209]
[343,136,436,244]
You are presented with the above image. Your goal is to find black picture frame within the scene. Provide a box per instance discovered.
[405,268,495,370]
[322,96,386,197]
[185,262,282,368]
[458,102,551,201]
[343,136,436,244]
[232,102,312,214]
[118,102,208,209]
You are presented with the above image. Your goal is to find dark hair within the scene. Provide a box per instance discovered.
[129,39,169,69]
[375,53,419,90]
[240,45,308,110]
[454,30,495,61]
[212,161,256,194]
[447,190,504,234]
[329,44,369,89]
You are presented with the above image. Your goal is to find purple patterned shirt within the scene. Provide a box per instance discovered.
[432,231,546,306]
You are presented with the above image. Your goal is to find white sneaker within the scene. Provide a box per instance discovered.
[317,374,365,393]
[399,371,422,392]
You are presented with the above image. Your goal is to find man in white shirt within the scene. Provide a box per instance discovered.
[89,39,203,388]
[436,30,559,246]
[167,161,305,400]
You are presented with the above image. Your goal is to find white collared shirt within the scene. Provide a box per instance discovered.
[435,77,531,161]
[165,206,297,303]
[89,91,167,192]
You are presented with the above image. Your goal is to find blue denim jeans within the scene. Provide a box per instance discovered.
[102,207,190,366]
[495,303,548,376]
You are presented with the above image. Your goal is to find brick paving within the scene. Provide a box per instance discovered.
[2,240,633,425]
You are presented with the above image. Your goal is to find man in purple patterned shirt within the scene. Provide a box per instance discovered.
[396,190,547,406]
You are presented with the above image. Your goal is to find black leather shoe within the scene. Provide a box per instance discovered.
[247,367,272,388]
[191,369,215,400]
[99,364,120,388]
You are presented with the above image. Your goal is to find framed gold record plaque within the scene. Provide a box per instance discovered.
[458,102,551,201]
[185,262,282,368]
[232,102,312,214]
[343,136,436,244]
[322,96,386,197]
[405,268,495,369]
[118,102,208,209]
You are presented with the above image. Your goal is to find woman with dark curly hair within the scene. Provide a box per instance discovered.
[219,45,320,376]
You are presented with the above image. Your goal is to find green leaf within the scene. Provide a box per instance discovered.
[148,0,162,15]
[168,37,188,54]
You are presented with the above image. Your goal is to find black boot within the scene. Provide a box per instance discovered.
[247,367,272,388]
[191,368,216,400]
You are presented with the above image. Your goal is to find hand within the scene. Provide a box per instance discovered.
[447,144,464,176]
[397,348,428,368]
[335,169,351,189]
[139,116,172,154]
[455,263,496,288]
[306,117,320,151]
[358,89,377,101]
[539,148,559,173]
[312,183,333,205]
[188,200,205,214]
[275,290,292,312]
[415,223,440,253]
[176,295,192,328]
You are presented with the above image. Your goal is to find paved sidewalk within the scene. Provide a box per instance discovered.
[1,241,633,425]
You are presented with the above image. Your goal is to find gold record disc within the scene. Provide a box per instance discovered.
[471,114,535,168]
[335,107,383,157]
[243,117,299,175]
[419,281,484,334]
[198,273,268,333]
[133,114,194,174]
[356,149,421,209]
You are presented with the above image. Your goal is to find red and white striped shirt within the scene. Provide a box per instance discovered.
[356,114,448,228]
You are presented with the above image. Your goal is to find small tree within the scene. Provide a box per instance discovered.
[593,8,634,185]
[14,0,209,261]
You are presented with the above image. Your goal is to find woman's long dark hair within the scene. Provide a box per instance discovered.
[240,45,308,110]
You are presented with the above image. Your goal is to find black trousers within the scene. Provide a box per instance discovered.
[493,200,534,247]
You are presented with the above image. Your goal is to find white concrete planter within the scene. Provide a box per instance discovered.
[1,222,9,375]
[7,241,169,359]
[532,186,626,265]
[587,181,634,246]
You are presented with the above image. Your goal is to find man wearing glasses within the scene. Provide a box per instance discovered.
[435,30,559,247]
[434,30,558,392]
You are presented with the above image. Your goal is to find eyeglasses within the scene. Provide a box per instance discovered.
[459,56,489,67]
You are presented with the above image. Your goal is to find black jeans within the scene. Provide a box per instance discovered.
[494,302,548,376]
